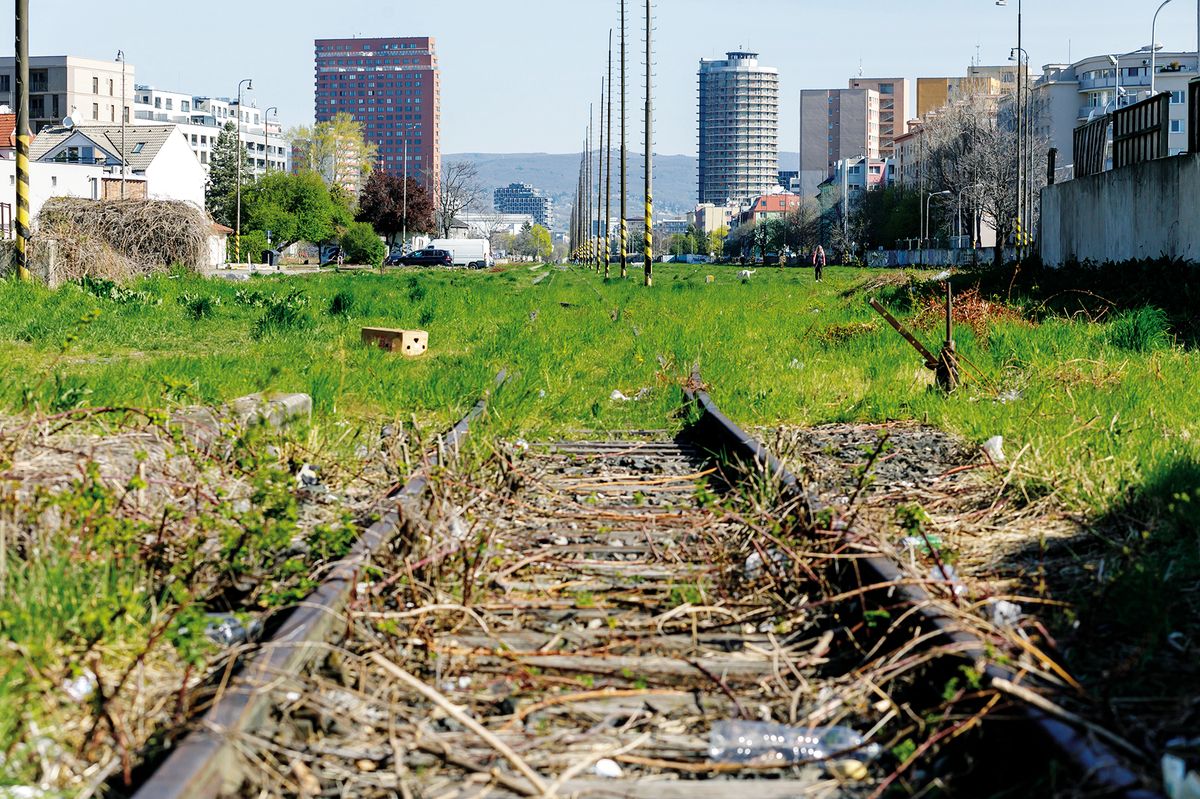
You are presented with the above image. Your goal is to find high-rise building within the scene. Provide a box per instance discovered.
[797,88,880,199]
[0,56,135,134]
[493,182,555,229]
[847,78,910,158]
[697,51,780,205]
[314,37,441,190]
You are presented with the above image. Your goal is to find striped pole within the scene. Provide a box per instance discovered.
[619,0,628,279]
[596,77,605,274]
[604,29,613,280]
[14,0,31,280]
[643,0,653,287]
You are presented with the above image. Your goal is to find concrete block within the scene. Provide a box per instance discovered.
[229,393,313,429]
[362,327,428,357]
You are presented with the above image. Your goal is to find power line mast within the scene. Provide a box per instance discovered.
[619,0,628,279]
[604,28,614,280]
[643,0,653,286]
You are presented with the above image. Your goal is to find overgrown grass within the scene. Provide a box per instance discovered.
[1,262,1198,718]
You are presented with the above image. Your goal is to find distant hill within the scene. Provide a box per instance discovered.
[446,151,802,230]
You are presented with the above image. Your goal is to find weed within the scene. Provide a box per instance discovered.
[178,292,218,320]
[328,289,355,317]
[1107,307,1171,352]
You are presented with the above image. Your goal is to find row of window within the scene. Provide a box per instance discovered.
[320,57,426,66]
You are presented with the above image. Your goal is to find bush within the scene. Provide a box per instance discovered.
[228,230,270,265]
[1108,307,1171,352]
[328,289,355,317]
[251,290,311,339]
[339,222,386,266]
[178,293,218,320]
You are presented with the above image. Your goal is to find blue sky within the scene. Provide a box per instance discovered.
[4,0,1197,155]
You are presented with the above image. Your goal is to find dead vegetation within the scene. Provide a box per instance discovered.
[912,287,1028,340]
[34,198,210,282]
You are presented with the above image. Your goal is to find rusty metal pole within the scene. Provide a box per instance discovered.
[643,0,653,287]
[14,0,31,280]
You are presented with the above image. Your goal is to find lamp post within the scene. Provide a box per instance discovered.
[263,106,276,173]
[1009,46,1032,255]
[956,184,984,245]
[1151,0,1177,96]
[923,190,952,266]
[116,50,127,199]
[996,0,1024,260]
[234,78,252,265]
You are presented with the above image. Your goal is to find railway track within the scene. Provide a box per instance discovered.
[124,378,1161,799]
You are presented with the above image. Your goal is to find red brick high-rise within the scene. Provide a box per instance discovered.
[314,36,441,191]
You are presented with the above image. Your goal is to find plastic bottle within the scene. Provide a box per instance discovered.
[708,721,879,765]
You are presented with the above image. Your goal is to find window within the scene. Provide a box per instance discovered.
[1171,119,1182,133]
[92,102,99,119]
[182,100,190,112]
[132,142,145,154]
[110,105,115,122]
[154,97,161,109]
[0,75,9,92]
[108,79,114,96]
[165,98,173,110]
[1171,91,1185,104]
[51,176,57,187]
[92,77,99,93]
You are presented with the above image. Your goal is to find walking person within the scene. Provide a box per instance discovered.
[812,245,826,282]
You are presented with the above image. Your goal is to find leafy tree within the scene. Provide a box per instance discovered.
[356,170,434,248]
[853,186,920,250]
[707,227,728,257]
[242,171,349,249]
[340,221,387,266]
[206,121,253,227]
[516,223,552,262]
[290,113,378,199]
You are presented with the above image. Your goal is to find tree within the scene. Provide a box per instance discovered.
[516,223,552,262]
[356,170,434,248]
[206,121,253,227]
[853,186,920,251]
[340,221,387,266]
[782,201,822,254]
[436,161,484,238]
[242,171,349,249]
[290,114,379,199]
[707,227,728,258]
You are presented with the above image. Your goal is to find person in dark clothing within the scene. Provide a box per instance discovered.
[812,245,826,282]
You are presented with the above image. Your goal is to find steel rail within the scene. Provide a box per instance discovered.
[132,374,504,799]
[683,371,1163,799]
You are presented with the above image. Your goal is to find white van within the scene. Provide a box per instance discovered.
[429,238,493,269]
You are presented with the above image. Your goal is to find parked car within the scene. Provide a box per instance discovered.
[384,252,406,266]
[399,248,454,267]
[429,238,493,269]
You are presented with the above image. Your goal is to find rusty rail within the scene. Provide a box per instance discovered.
[683,371,1162,799]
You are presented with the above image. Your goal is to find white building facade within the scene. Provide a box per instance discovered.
[134,86,290,174]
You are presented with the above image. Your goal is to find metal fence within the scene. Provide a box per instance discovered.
[1073,114,1111,179]
[1112,93,1170,169]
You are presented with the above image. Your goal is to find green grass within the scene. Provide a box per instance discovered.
[1,261,1198,767]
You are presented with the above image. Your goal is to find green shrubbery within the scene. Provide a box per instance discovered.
[339,221,386,266]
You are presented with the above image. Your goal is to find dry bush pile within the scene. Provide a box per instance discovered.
[33,198,210,282]
[913,287,1027,339]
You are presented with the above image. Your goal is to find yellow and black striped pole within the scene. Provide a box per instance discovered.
[643,0,653,287]
[14,0,31,281]
[619,0,628,279]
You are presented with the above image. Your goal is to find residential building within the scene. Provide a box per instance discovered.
[133,85,290,174]
[697,51,780,205]
[0,55,135,134]
[831,155,892,198]
[1033,50,1199,168]
[314,37,441,190]
[690,202,737,234]
[967,63,1029,90]
[493,182,554,229]
[777,169,798,191]
[847,78,910,158]
[453,212,537,238]
[0,113,15,159]
[733,192,801,229]
[916,75,1002,119]
[798,88,880,199]
[893,122,928,189]
[655,218,690,237]
[29,123,206,209]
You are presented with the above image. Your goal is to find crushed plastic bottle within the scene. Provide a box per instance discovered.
[708,721,880,766]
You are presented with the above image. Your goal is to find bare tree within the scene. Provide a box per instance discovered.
[436,161,484,238]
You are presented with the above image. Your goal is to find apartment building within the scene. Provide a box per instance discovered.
[0,55,134,133]
[697,51,780,205]
[916,75,1002,119]
[798,88,880,199]
[847,77,909,158]
[314,37,441,190]
[134,86,290,174]
[493,182,555,229]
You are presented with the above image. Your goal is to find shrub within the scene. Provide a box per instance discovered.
[251,290,311,338]
[228,230,270,265]
[328,289,355,317]
[178,293,218,320]
[1108,307,1171,352]
[339,222,386,266]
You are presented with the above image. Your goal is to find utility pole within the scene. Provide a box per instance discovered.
[643,0,653,287]
[596,77,605,274]
[619,0,629,279]
[605,29,613,280]
[14,0,30,279]
[235,78,253,264]
[117,50,127,200]
[402,135,408,254]
[587,108,593,264]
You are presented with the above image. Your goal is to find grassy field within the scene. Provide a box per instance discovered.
[0,261,1197,787]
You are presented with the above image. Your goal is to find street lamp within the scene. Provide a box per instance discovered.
[957,184,984,246]
[235,77,252,265]
[1151,0,1177,96]
[263,106,276,173]
[115,50,126,199]
[922,190,952,265]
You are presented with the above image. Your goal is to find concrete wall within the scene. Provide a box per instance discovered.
[144,129,206,209]
[867,248,1015,268]
[1040,153,1200,266]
